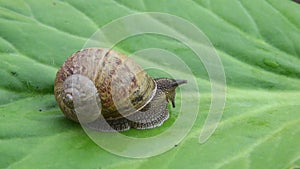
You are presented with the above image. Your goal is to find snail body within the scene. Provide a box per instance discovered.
[54,48,186,131]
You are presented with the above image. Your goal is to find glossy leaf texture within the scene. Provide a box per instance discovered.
[0,0,300,169]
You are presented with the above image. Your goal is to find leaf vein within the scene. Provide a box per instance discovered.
[189,0,299,61]
[215,119,300,169]
[58,0,100,28]
[264,0,300,57]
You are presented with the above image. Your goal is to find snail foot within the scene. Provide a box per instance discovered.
[128,89,170,130]
[84,117,130,132]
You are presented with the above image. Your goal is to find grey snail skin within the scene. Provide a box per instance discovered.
[54,48,187,131]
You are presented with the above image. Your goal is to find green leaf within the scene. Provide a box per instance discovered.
[1,0,300,169]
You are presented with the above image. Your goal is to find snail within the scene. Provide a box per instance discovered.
[54,48,187,132]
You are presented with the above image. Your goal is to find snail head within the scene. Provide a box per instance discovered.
[155,78,187,108]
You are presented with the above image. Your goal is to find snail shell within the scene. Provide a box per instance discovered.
[54,48,186,131]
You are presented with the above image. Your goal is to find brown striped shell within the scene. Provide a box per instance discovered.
[54,48,156,123]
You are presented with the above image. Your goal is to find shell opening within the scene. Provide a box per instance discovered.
[109,73,157,119]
